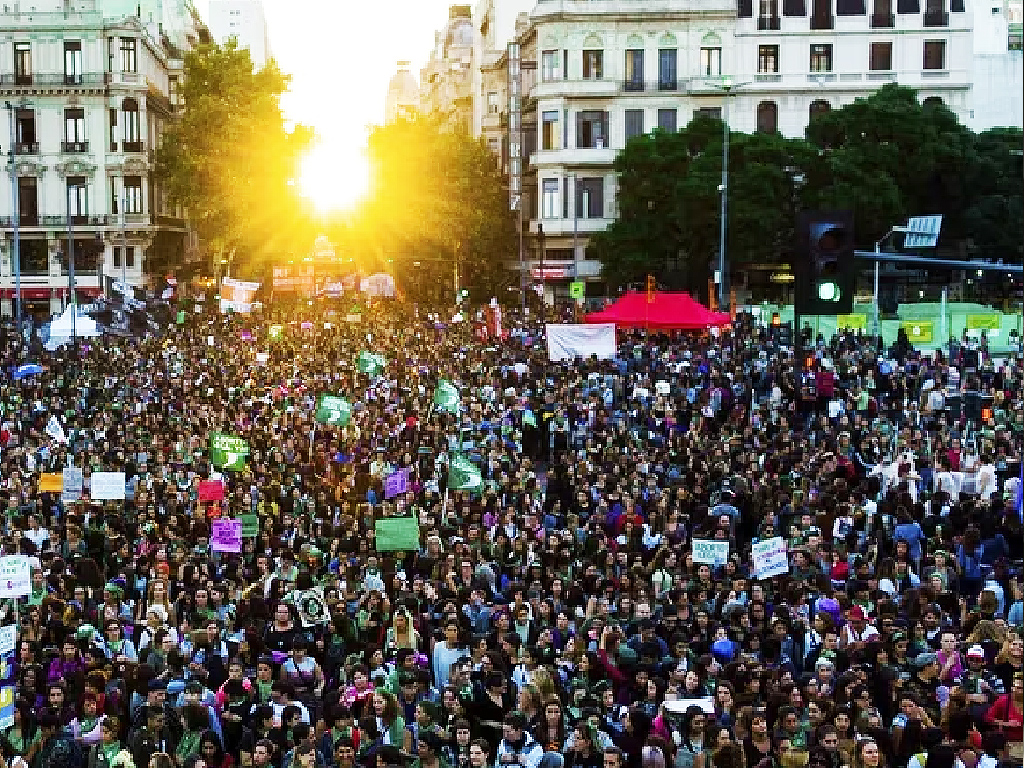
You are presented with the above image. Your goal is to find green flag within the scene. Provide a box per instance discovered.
[315,394,352,426]
[357,351,386,377]
[448,453,482,492]
[209,432,250,470]
[269,324,284,341]
[433,380,460,412]
[176,310,186,325]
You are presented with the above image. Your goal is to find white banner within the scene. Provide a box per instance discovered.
[752,536,789,580]
[546,323,617,362]
[0,626,16,655]
[220,278,261,314]
[692,539,729,566]
[91,471,127,500]
[0,556,32,598]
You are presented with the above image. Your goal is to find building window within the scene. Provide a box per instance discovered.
[756,101,778,133]
[658,49,677,90]
[109,108,119,151]
[541,49,560,81]
[125,246,135,269]
[700,47,722,76]
[924,0,948,25]
[625,109,645,141]
[759,0,782,27]
[923,40,946,69]
[811,0,835,27]
[120,38,137,73]
[122,98,141,148]
[542,179,559,219]
[112,246,121,269]
[870,41,893,69]
[64,41,82,84]
[657,108,677,133]
[871,0,895,25]
[576,110,608,149]
[624,49,644,89]
[695,107,723,121]
[758,44,780,72]
[542,111,559,150]
[810,43,833,72]
[14,42,31,84]
[124,176,143,214]
[64,108,86,145]
[583,49,603,79]
[487,91,499,114]
[809,99,832,120]
[576,177,604,219]
[15,108,36,149]
[67,176,88,218]
[17,177,38,225]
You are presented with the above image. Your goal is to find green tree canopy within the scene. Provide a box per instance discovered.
[595,83,1023,294]
[359,114,517,303]
[156,41,315,276]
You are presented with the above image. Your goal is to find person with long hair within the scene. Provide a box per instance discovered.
[198,730,234,768]
[984,672,1023,744]
[851,738,884,768]
[533,697,567,755]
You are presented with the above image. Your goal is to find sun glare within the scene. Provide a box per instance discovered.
[298,143,371,214]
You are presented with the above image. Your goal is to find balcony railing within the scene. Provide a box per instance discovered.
[810,12,835,28]
[0,73,106,87]
[658,79,679,91]
[14,142,39,155]
[61,141,89,153]
[758,15,782,29]
[622,79,646,92]
[122,141,145,153]
[870,12,896,26]
[924,9,949,25]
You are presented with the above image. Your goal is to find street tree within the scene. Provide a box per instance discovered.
[156,41,314,277]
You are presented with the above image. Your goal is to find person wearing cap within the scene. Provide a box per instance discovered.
[963,644,1006,722]
[839,606,878,651]
[902,653,942,726]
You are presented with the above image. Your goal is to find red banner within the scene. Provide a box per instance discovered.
[197,480,225,502]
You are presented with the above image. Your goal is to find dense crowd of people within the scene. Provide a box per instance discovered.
[1,301,1022,768]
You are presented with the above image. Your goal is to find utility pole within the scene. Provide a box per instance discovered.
[6,102,21,332]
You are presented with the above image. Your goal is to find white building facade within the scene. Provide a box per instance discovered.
[1,0,203,320]
[517,0,1018,297]
[207,0,271,67]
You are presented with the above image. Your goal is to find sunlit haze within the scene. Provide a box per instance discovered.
[196,0,464,214]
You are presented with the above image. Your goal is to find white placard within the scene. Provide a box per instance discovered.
[0,625,16,655]
[692,539,729,566]
[663,697,715,715]
[546,323,617,362]
[91,471,127,500]
[752,536,789,580]
[0,556,32,598]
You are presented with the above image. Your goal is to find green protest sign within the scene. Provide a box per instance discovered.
[241,514,259,538]
[433,380,460,412]
[314,394,352,426]
[448,454,482,491]
[176,310,186,325]
[569,281,585,300]
[375,517,421,551]
[357,351,386,377]
[209,432,249,470]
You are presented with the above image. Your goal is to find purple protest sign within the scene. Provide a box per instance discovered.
[384,468,410,499]
[210,518,242,553]
[239,330,253,341]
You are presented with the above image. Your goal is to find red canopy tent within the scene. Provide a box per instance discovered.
[585,291,731,329]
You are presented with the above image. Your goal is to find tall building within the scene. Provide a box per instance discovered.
[207,0,271,66]
[384,61,420,124]
[420,5,476,131]
[0,0,209,320]
[510,0,1021,301]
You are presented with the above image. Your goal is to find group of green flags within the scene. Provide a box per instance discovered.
[209,362,481,489]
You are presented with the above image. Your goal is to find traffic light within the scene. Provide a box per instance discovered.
[795,210,855,316]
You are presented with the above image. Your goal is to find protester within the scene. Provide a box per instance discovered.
[0,302,1022,768]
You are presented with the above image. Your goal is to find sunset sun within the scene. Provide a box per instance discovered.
[298,142,372,215]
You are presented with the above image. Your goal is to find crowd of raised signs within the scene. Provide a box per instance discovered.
[1,303,1022,768]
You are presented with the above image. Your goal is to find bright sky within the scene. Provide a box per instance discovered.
[197,0,463,213]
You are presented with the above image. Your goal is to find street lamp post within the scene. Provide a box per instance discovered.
[66,184,76,343]
[6,101,21,332]
[713,78,748,311]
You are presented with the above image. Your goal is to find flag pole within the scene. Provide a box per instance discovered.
[310,425,316,463]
